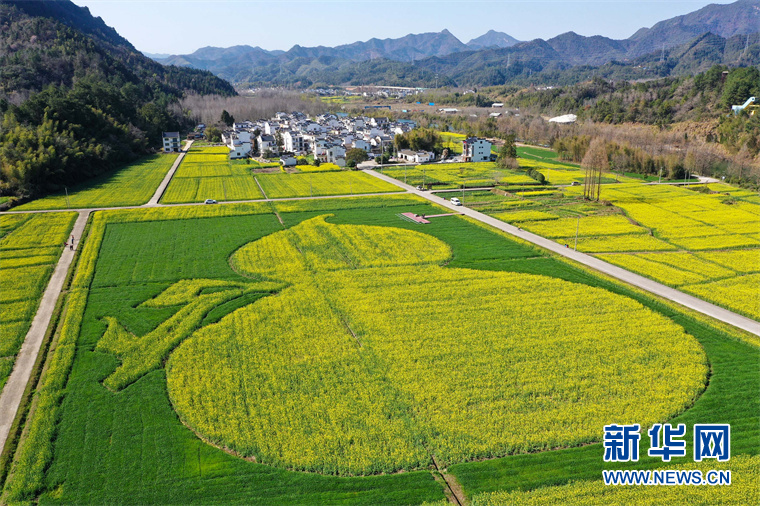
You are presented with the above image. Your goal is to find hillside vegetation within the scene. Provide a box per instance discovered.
[0,0,235,201]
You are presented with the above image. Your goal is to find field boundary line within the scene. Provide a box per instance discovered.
[432,454,465,505]
[3,191,410,214]
[363,169,760,337]
[147,140,193,205]
[253,176,268,200]
[0,210,90,455]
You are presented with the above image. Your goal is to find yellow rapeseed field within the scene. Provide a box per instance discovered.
[145,216,707,475]
[683,274,760,321]
[471,455,759,506]
[0,212,77,391]
[520,214,646,238]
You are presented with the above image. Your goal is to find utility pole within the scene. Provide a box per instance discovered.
[65,187,70,209]
[574,215,580,251]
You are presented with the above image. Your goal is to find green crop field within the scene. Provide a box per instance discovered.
[255,171,402,198]
[15,155,178,210]
[1,193,757,505]
[516,145,560,161]
[0,212,77,393]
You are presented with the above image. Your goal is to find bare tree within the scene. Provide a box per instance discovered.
[181,89,327,125]
[582,138,608,200]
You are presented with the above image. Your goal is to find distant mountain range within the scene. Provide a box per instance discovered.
[150,0,760,88]
[466,30,521,50]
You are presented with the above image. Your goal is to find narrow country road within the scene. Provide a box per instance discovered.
[364,169,760,337]
[0,210,91,454]
[146,140,193,206]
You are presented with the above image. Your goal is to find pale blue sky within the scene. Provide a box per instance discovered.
[71,0,737,55]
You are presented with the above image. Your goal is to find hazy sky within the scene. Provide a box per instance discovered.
[71,0,737,55]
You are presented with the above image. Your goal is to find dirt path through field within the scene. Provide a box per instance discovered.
[253,176,268,199]
[432,454,466,505]
[0,210,91,454]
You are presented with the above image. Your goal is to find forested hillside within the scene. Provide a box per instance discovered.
[0,0,236,201]
[503,66,760,124]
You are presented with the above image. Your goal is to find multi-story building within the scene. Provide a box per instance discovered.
[462,137,493,162]
[162,132,181,152]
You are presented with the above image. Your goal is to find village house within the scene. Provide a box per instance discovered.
[162,131,181,152]
[258,134,278,156]
[352,138,372,153]
[281,130,305,154]
[462,137,493,162]
[397,150,434,164]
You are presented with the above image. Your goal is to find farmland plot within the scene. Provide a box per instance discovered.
[256,171,401,198]
[2,198,757,505]
[15,155,177,210]
[0,212,77,392]
[161,217,707,476]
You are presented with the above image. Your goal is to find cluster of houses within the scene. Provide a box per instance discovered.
[212,112,423,167]
[163,112,495,166]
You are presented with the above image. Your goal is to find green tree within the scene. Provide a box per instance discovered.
[221,110,235,127]
[394,133,410,151]
[497,134,517,167]
[721,67,760,111]
[205,126,222,143]
[345,148,369,168]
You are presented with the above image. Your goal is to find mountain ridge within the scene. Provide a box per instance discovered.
[152,0,760,87]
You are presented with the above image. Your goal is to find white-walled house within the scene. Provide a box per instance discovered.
[371,135,392,152]
[282,131,305,153]
[229,141,251,159]
[303,122,323,134]
[258,134,278,156]
[462,137,492,162]
[326,144,346,164]
[162,132,181,152]
[398,150,434,163]
[352,139,371,153]
[312,139,328,162]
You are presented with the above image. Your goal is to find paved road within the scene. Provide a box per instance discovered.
[364,169,760,337]
[146,140,193,206]
[0,211,91,454]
